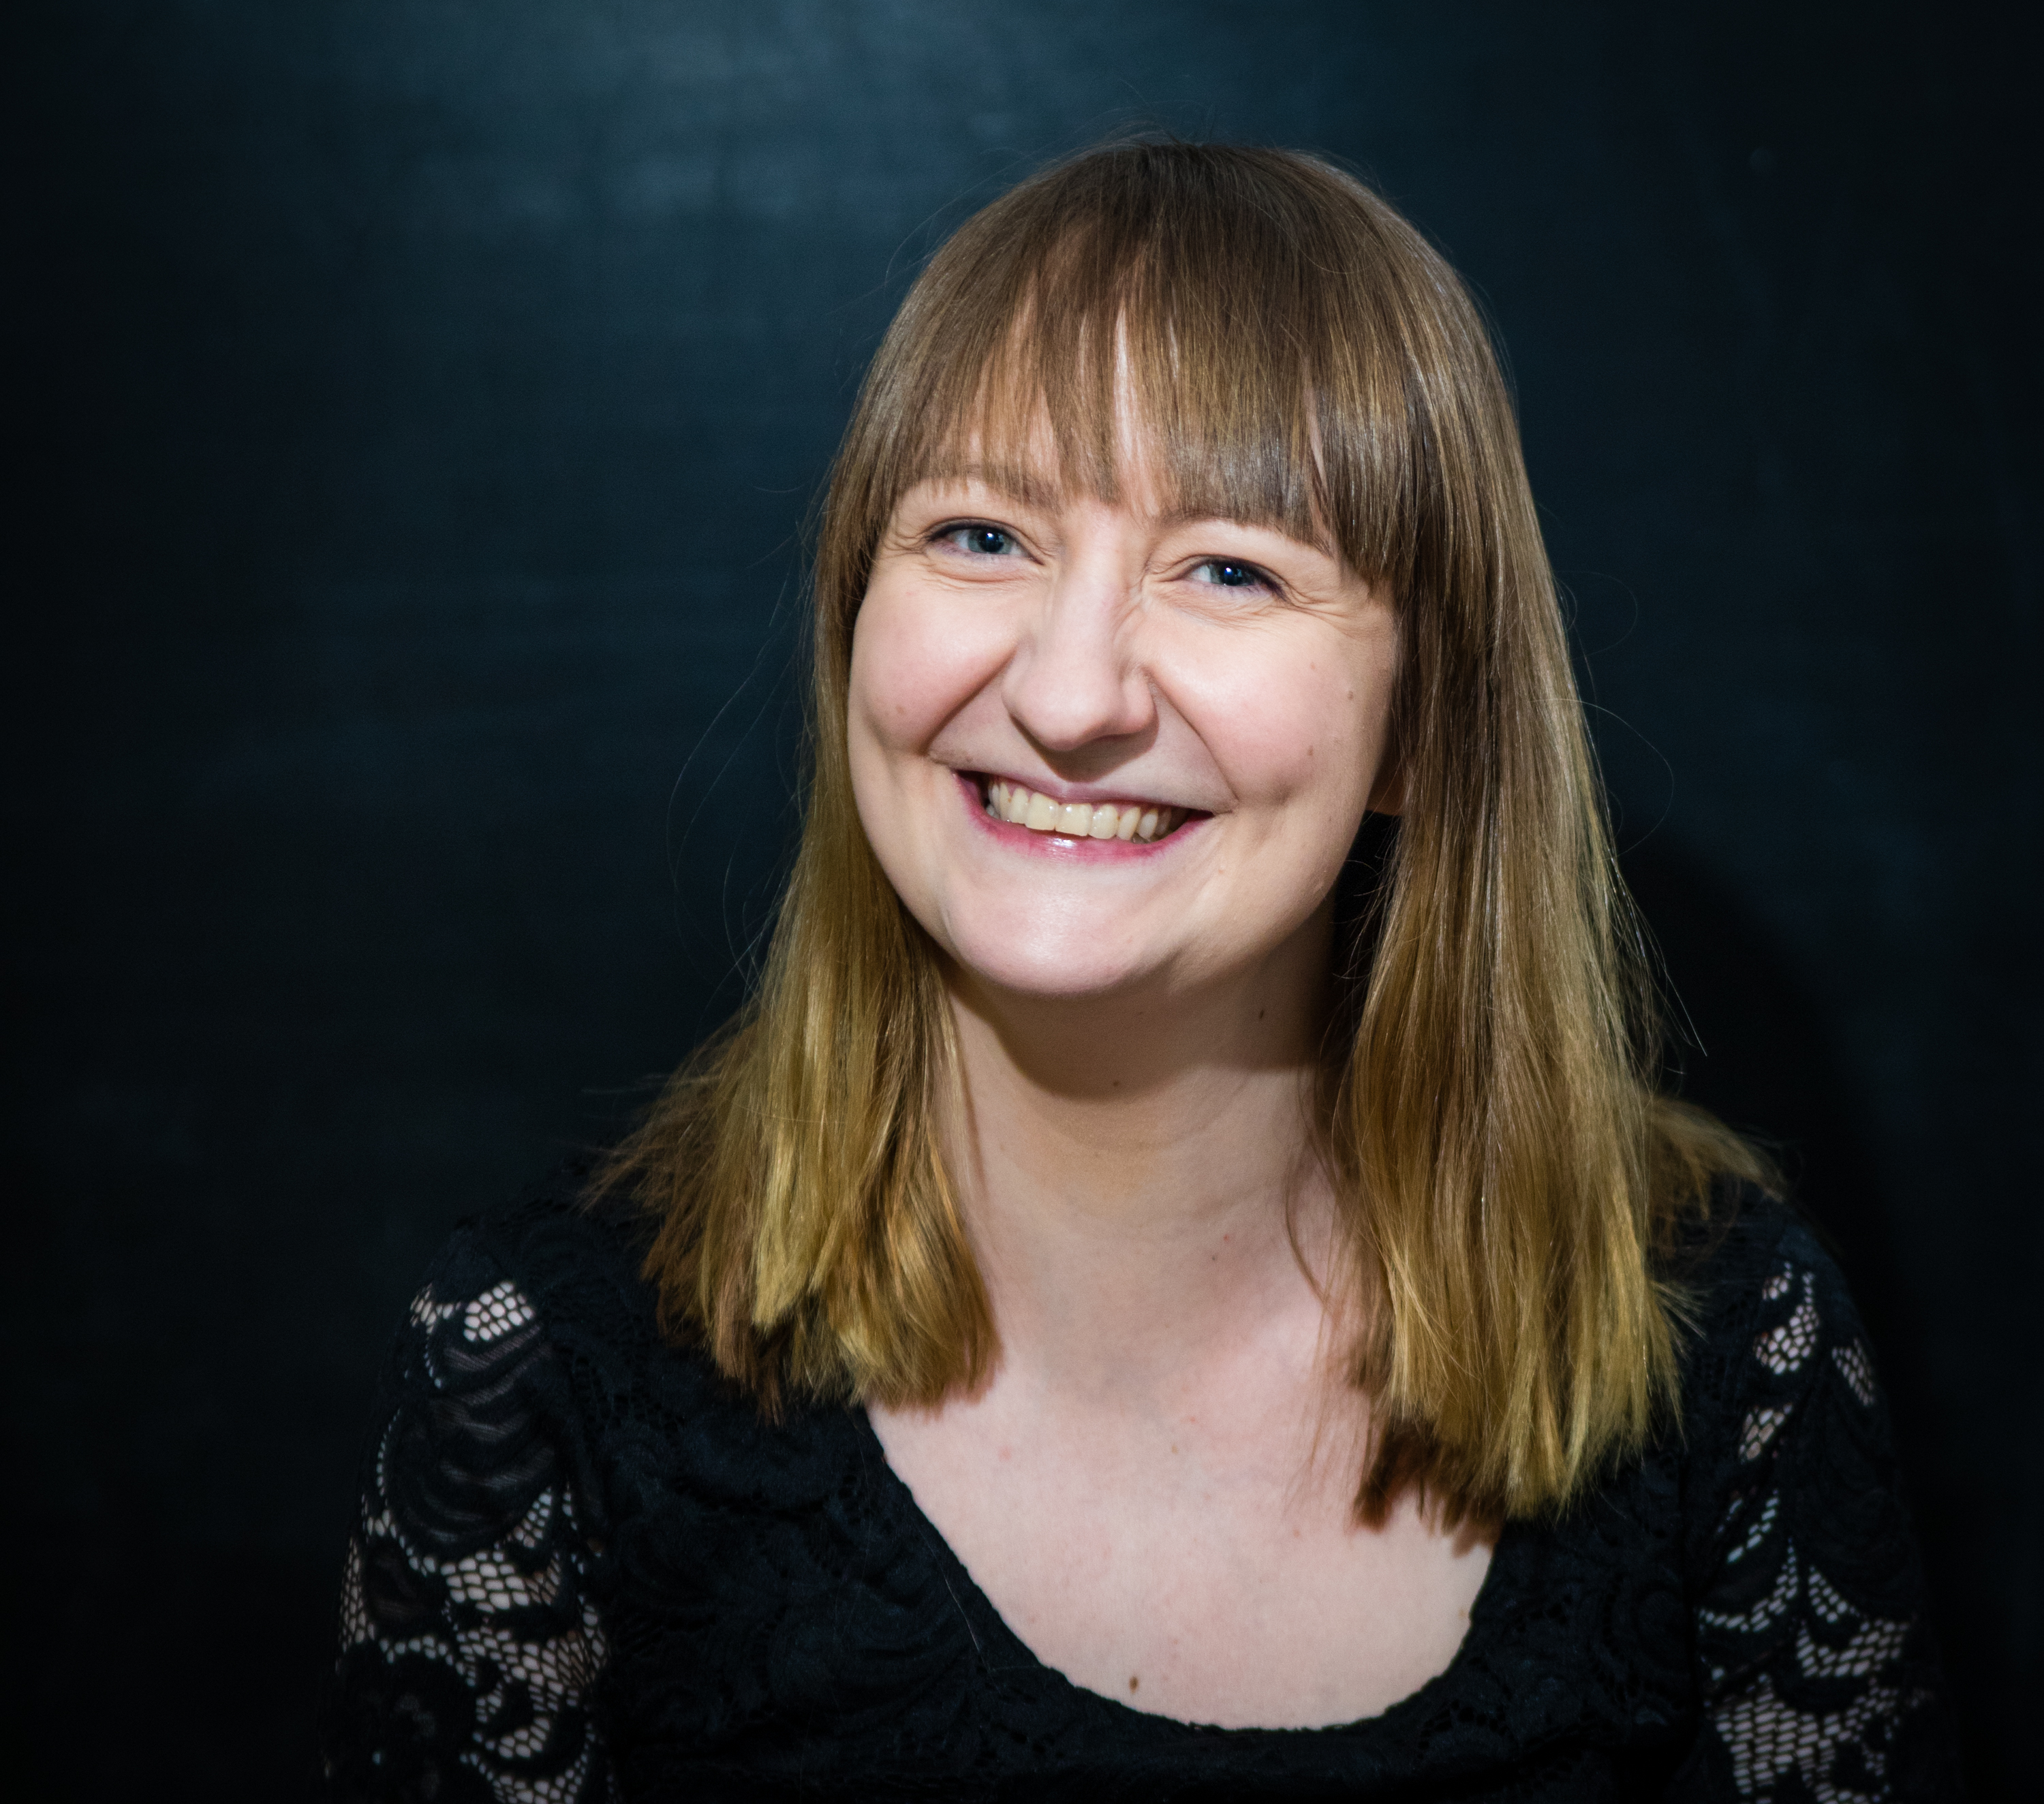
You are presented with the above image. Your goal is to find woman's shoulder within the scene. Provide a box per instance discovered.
[425,1161,773,1420]
[1672,1178,1826,1291]
[1656,1182,1907,1521]
[1668,1182,1880,1426]
[407,1159,710,1363]
[422,1166,871,1497]
[384,1160,775,1482]
[429,1157,654,1312]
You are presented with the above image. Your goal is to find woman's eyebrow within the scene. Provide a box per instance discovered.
[1151,506,1335,556]
[914,460,1066,512]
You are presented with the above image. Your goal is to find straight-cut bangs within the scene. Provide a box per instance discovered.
[603,142,1767,1527]
[819,144,1494,649]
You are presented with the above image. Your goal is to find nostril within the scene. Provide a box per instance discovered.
[1000,646,1154,751]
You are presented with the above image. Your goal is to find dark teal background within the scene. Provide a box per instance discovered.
[8,1,2037,1793]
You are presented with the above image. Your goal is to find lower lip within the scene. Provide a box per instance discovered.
[957,772,1200,861]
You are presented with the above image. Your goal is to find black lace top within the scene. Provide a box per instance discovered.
[317,1175,1959,1801]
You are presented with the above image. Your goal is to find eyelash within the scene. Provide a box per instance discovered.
[928,523,1279,597]
[1186,557,1274,593]
[931,522,1021,558]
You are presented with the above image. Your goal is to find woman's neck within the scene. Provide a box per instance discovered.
[942,908,1340,1408]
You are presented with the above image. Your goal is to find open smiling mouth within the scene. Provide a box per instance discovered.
[974,776,1193,843]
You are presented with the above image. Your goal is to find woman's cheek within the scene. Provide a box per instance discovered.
[1214,659,1363,810]
[854,583,997,753]
[851,595,931,755]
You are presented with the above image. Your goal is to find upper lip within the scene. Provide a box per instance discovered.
[966,768,1201,813]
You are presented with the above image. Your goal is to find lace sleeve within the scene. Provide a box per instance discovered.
[1689,1228,1960,1801]
[318,1234,615,1803]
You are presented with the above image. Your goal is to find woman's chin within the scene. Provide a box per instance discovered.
[938,931,1164,1006]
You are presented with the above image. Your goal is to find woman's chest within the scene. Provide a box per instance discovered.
[589,1373,1701,1794]
[867,1386,1493,1730]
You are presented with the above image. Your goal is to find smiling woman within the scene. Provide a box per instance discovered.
[851,473,1397,999]
[319,144,1957,1799]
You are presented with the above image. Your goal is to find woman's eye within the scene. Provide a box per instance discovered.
[1188,557,1271,592]
[936,524,1019,558]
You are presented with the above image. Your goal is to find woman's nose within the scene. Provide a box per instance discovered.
[1000,563,1154,753]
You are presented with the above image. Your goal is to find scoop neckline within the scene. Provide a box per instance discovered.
[848,1401,1515,1739]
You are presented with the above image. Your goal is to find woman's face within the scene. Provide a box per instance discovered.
[847,454,1400,1006]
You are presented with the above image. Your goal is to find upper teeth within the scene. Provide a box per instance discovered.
[985,779,1183,842]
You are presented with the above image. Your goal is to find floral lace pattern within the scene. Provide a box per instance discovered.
[323,1242,613,1802]
[319,1183,1959,1801]
[1688,1258,1952,1801]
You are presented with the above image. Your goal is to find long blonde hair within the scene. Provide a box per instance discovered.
[598,142,1766,1523]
